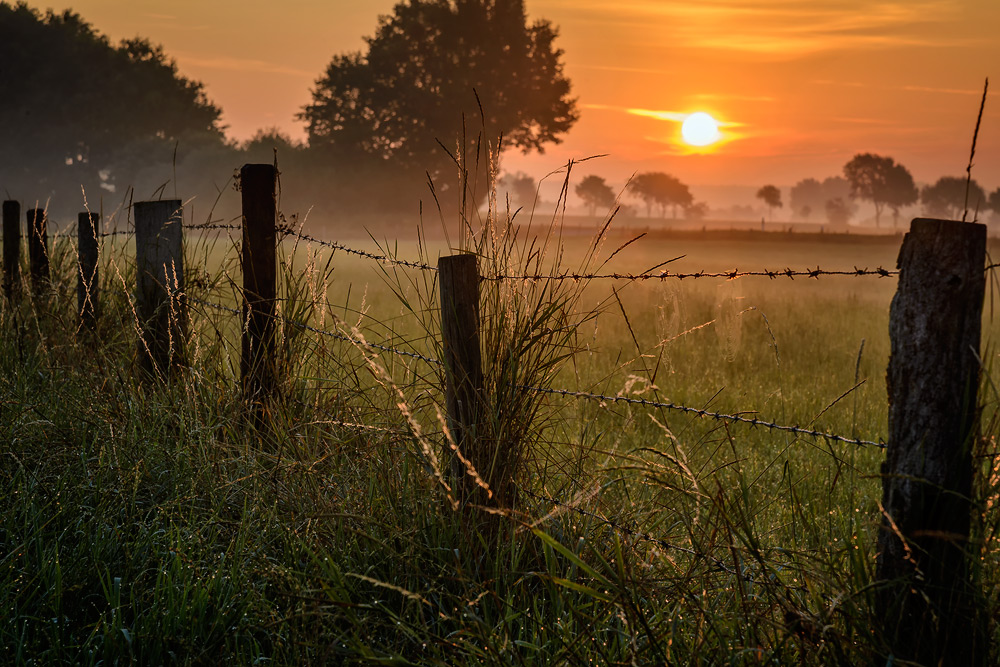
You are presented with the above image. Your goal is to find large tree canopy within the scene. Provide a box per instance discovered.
[0,2,224,206]
[756,184,782,220]
[575,175,615,216]
[920,176,986,220]
[790,176,853,224]
[299,0,577,204]
[842,153,916,227]
[628,172,692,219]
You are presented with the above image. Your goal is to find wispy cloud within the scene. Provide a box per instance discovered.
[826,116,895,125]
[585,104,744,127]
[626,108,691,123]
[813,80,983,96]
[175,53,314,78]
[900,85,982,96]
[573,64,676,76]
[141,14,208,31]
[691,93,776,103]
[555,0,961,55]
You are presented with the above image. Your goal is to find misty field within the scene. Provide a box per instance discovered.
[2,220,998,665]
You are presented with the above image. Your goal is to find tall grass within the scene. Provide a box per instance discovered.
[1,167,999,665]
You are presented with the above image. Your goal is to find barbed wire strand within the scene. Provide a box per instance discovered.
[183,222,243,231]
[186,296,883,448]
[280,228,437,271]
[490,267,898,281]
[520,385,885,449]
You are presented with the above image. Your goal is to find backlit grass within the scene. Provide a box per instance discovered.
[1,205,998,664]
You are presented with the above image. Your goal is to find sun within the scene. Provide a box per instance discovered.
[681,112,721,147]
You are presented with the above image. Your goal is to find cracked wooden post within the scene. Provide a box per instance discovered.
[3,201,20,300]
[77,211,100,330]
[134,200,186,378]
[877,217,986,666]
[240,164,277,407]
[26,208,48,297]
[439,253,486,504]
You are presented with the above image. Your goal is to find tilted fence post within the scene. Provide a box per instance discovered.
[26,208,48,297]
[439,253,486,504]
[134,200,186,377]
[240,164,277,405]
[2,201,20,299]
[77,211,100,330]
[877,217,986,665]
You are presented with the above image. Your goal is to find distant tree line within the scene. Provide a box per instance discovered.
[563,156,1000,225]
[787,153,997,227]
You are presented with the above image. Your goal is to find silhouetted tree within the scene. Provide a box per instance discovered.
[628,172,692,218]
[300,0,577,212]
[685,201,709,221]
[884,162,918,227]
[499,172,537,209]
[790,178,823,219]
[921,176,986,220]
[0,3,225,208]
[825,197,852,225]
[575,175,615,216]
[791,176,853,223]
[756,185,782,220]
[843,153,915,227]
[241,128,305,161]
[989,188,1000,218]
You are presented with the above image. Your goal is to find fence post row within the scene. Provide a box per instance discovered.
[26,208,48,297]
[134,200,186,377]
[240,164,278,404]
[878,217,987,665]
[77,211,100,330]
[438,253,486,504]
[2,201,19,299]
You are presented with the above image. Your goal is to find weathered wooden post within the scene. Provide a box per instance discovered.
[2,201,20,299]
[240,164,277,404]
[439,253,487,504]
[878,218,987,665]
[26,208,48,297]
[134,200,186,377]
[77,211,100,330]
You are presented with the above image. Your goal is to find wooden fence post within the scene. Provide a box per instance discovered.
[77,212,100,330]
[240,164,277,404]
[439,253,486,503]
[2,201,19,299]
[26,208,48,297]
[134,200,186,377]
[878,217,987,665]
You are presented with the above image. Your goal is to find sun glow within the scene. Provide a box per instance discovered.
[681,112,721,147]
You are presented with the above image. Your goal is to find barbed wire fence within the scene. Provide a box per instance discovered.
[4,174,914,527]
[5,166,991,656]
[93,194,901,455]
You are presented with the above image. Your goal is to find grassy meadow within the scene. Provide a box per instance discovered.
[2,208,999,664]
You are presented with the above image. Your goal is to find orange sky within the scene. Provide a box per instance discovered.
[24,0,1000,196]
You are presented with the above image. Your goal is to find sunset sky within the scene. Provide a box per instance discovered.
[24,0,1000,202]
